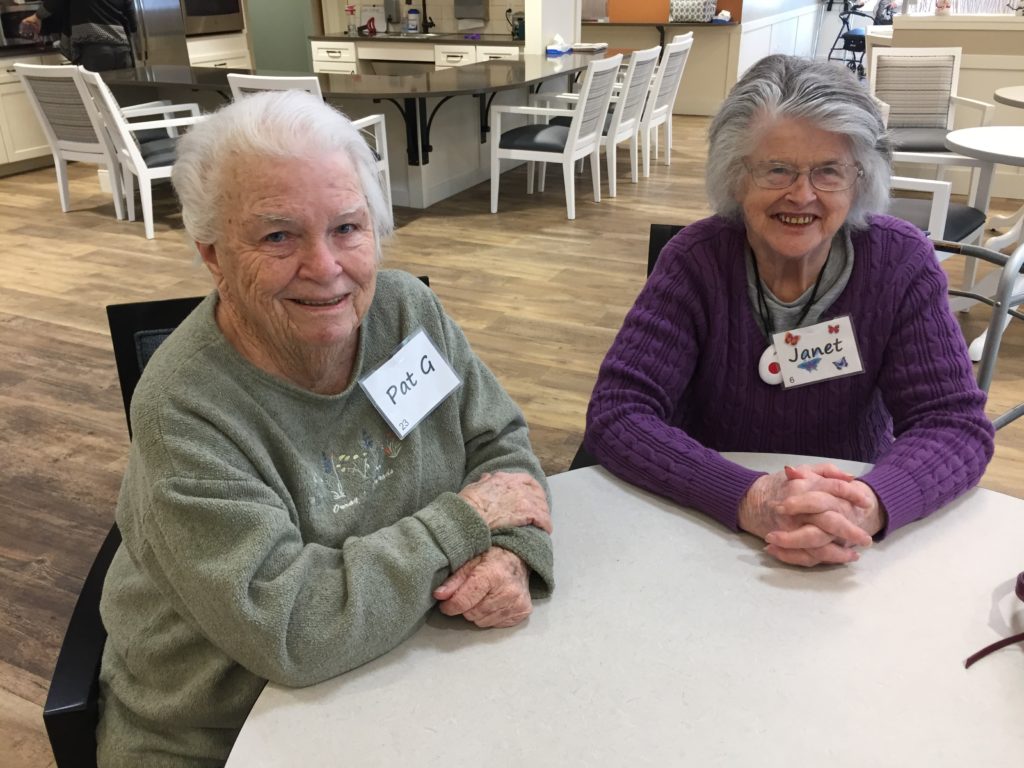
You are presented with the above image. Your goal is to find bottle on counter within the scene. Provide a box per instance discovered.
[405,8,421,33]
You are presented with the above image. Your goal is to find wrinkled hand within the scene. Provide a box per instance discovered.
[434,547,532,628]
[739,464,881,567]
[458,471,552,533]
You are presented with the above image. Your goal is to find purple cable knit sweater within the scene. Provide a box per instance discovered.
[584,214,994,537]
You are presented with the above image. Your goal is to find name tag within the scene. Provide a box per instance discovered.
[359,328,462,439]
[773,315,864,389]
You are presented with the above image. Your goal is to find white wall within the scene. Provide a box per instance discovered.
[525,0,581,55]
[736,3,821,77]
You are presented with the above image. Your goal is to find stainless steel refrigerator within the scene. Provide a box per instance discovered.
[131,0,190,66]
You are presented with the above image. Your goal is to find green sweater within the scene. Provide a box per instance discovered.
[97,270,553,767]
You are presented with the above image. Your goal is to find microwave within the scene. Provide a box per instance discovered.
[179,0,243,36]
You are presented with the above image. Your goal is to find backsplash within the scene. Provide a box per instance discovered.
[330,1,525,37]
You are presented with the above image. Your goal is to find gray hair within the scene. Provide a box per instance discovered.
[171,90,393,256]
[706,55,892,230]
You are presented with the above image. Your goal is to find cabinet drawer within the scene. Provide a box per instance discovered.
[311,41,357,63]
[435,45,475,68]
[314,62,357,75]
[476,46,519,62]
[0,56,43,85]
[358,43,434,62]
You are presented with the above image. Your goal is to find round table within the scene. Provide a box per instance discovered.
[226,457,1024,767]
[944,125,1024,360]
[994,85,1024,109]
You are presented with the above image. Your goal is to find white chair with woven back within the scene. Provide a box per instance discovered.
[77,68,204,239]
[869,47,994,199]
[15,63,128,220]
[490,54,623,220]
[225,73,392,211]
[640,35,694,177]
[536,46,661,197]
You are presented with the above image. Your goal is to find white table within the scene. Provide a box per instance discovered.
[226,454,1024,767]
[994,86,1024,110]
[944,125,1024,360]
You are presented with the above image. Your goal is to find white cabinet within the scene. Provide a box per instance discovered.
[311,41,357,74]
[187,33,252,69]
[0,54,62,166]
[358,42,434,63]
[434,44,476,70]
[476,46,520,63]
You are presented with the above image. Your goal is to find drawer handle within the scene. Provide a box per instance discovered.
[446,54,463,62]
[213,61,227,67]
[327,50,342,58]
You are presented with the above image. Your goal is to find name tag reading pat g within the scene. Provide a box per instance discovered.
[359,328,462,439]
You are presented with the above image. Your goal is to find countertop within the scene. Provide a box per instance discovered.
[101,53,611,100]
[311,33,523,47]
[0,41,61,60]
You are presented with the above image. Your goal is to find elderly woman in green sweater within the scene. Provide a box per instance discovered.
[96,91,553,767]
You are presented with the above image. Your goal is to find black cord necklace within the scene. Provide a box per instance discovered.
[751,248,831,339]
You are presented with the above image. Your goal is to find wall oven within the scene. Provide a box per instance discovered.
[179,0,243,35]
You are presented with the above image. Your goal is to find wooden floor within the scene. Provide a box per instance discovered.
[2,115,1022,766]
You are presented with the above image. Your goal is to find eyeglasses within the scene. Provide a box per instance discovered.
[744,161,864,192]
[964,571,1024,669]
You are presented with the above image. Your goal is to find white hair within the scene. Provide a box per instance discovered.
[171,90,393,256]
[706,55,892,230]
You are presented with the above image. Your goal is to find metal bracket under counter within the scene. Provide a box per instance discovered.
[375,78,571,166]
[374,93,487,166]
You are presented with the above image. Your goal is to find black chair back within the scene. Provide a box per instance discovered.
[105,295,205,438]
[44,279,431,766]
[42,294,204,768]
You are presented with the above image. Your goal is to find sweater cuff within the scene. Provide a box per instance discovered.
[491,526,554,596]
[415,492,491,570]
[859,463,926,538]
[683,454,765,531]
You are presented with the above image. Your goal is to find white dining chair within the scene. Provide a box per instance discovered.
[15,63,127,220]
[537,46,661,197]
[639,35,694,177]
[226,73,323,100]
[226,74,392,211]
[78,67,204,239]
[490,54,623,220]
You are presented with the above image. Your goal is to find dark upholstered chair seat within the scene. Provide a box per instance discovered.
[890,127,950,152]
[549,111,614,134]
[499,124,570,152]
[138,136,176,159]
[890,197,987,241]
[141,148,177,168]
[134,127,173,144]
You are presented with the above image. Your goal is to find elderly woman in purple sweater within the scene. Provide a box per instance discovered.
[584,54,994,567]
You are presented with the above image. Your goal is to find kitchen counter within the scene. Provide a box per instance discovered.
[101,52,612,208]
[101,53,602,102]
[310,33,523,47]
[0,41,60,59]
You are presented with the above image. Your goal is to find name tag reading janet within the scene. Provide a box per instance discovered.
[773,315,864,389]
[359,328,462,439]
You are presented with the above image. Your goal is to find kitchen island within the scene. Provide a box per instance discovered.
[101,53,608,208]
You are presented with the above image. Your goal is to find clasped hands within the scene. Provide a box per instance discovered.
[434,471,551,628]
[738,464,883,567]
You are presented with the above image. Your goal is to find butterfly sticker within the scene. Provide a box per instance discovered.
[784,331,800,346]
[833,357,848,370]
[797,358,820,372]
[828,324,840,334]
